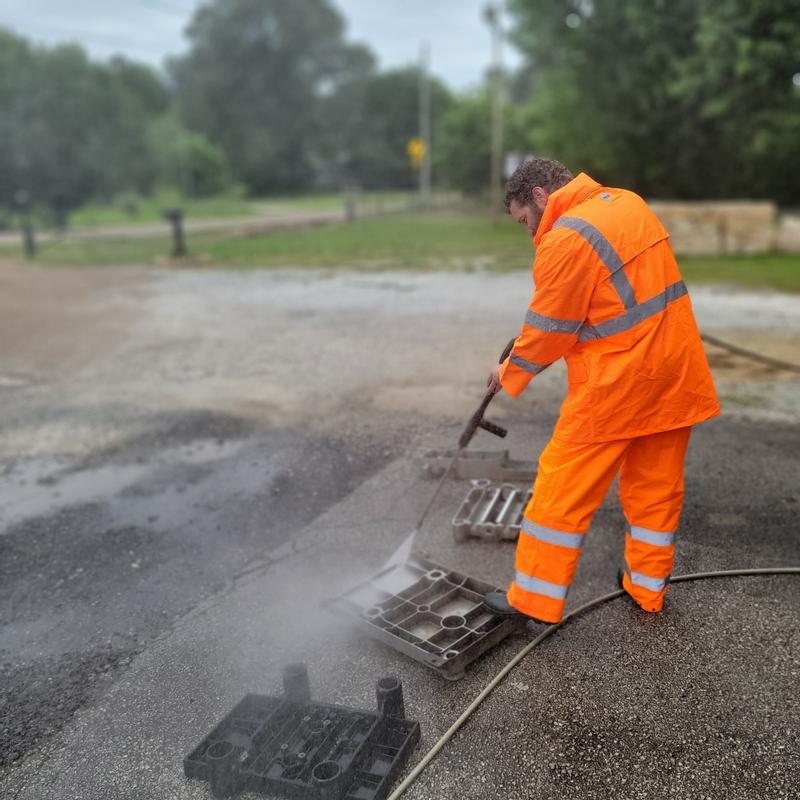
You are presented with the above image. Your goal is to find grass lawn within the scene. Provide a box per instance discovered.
[69,191,257,227]
[197,212,527,269]
[678,253,800,293]
[1,210,798,291]
[0,212,528,271]
[22,189,422,230]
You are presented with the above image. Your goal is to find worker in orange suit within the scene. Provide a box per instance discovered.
[483,158,720,624]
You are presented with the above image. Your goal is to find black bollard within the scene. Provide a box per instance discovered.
[162,208,186,257]
[22,217,36,259]
[14,189,36,259]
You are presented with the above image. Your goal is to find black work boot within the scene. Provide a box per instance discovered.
[484,590,548,626]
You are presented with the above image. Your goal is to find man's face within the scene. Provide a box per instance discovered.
[509,187,549,239]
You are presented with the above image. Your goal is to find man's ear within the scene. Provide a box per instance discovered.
[532,186,549,211]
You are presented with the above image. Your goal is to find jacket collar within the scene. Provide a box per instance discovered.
[534,172,601,245]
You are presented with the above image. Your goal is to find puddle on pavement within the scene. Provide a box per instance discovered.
[107,452,281,532]
[0,438,250,531]
[0,462,149,529]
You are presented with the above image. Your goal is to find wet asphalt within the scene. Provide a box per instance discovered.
[1,410,797,799]
[0,407,393,775]
[0,265,798,798]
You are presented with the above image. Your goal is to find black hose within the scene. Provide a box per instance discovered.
[386,566,800,800]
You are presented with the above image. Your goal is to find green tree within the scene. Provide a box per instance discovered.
[321,67,453,190]
[148,112,233,197]
[0,30,168,226]
[433,90,535,195]
[170,0,375,194]
[0,29,36,214]
[100,56,171,198]
[433,93,492,195]
[508,0,800,203]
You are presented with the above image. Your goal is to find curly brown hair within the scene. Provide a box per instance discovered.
[504,158,573,212]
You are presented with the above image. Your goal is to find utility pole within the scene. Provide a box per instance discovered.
[484,3,504,215]
[14,189,35,259]
[418,41,432,207]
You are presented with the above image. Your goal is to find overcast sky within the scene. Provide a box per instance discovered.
[0,0,523,90]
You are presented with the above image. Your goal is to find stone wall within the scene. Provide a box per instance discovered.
[777,213,800,253]
[648,200,777,256]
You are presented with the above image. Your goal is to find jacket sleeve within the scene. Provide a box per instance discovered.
[499,230,597,397]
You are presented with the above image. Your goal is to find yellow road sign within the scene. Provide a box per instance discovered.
[407,137,427,170]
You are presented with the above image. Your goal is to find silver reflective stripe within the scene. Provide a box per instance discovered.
[553,216,637,309]
[630,525,674,547]
[521,518,584,549]
[625,567,668,592]
[524,309,583,334]
[514,571,568,600]
[509,353,548,375]
[579,280,688,342]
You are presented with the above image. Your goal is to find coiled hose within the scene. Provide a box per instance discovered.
[387,566,800,800]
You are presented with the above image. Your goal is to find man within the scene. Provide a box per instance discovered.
[483,158,720,624]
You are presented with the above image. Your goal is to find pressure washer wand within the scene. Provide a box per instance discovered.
[411,338,516,534]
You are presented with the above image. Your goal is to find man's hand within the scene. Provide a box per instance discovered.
[487,365,502,395]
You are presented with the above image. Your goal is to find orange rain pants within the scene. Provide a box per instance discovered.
[507,426,691,623]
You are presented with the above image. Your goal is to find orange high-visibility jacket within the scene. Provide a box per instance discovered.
[499,172,720,443]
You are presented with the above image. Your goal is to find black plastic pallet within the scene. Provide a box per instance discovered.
[184,665,420,800]
[326,555,517,681]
